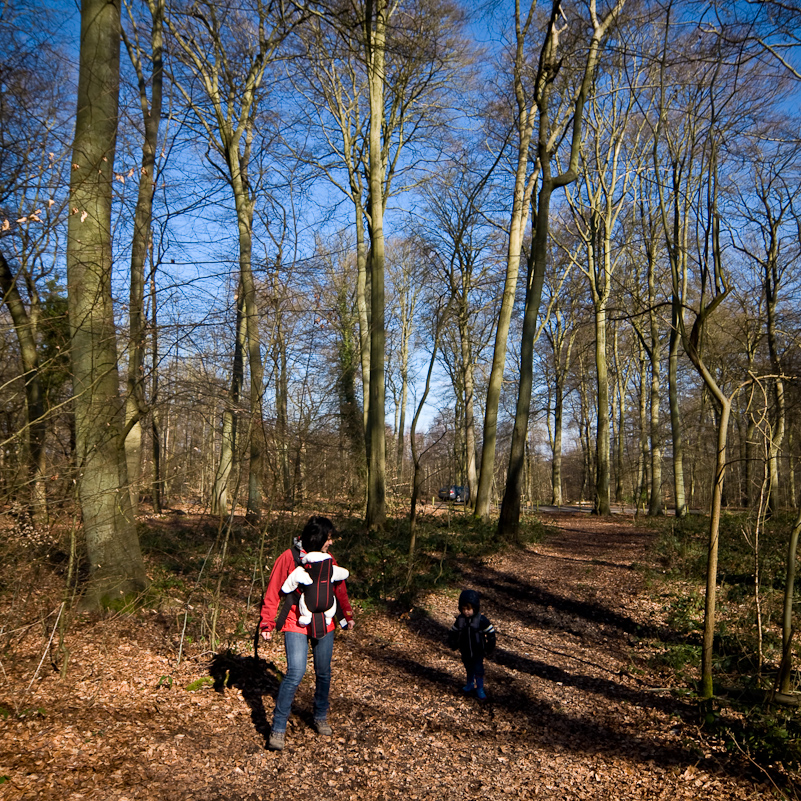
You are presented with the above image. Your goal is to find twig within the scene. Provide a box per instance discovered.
[435,541,448,584]
[25,603,64,693]
[0,619,53,639]
[727,731,798,801]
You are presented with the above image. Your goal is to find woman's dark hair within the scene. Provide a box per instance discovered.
[301,515,335,552]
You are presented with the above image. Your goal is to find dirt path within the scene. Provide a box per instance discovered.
[0,513,773,800]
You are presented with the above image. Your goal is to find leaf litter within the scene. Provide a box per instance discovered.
[0,512,781,799]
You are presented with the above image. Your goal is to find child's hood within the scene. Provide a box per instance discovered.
[458,589,480,616]
[302,551,332,565]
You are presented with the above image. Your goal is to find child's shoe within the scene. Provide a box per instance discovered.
[462,683,475,693]
[475,687,487,700]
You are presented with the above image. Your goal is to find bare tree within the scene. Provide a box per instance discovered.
[733,154,801,514]
[167,0,300,520]
[296,0,466,528]
[407,295,447,580]
[0,6,71,525]
[386,239,426,489]
[563,50,646,515]
[473,0,544,520]
[628,186,668,516]
[121,0,165,516]
[498,0,627,539]
[417,150,502,509]
[541,259,581,507]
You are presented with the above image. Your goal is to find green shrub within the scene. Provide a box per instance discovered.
[647,643,701,679]
[666,590,704,631]
[186,676,213,692]
[100,592,141,614]
[724,707,801,770]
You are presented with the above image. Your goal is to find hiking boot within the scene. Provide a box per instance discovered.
[268,730,285,751]
[314,719,333,736]
[462,683,475,693]
[475,687,487,700]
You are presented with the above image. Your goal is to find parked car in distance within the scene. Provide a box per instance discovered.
[438,485,468,503]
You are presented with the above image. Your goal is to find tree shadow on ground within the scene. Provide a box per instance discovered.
[450,559,692,645]
[207,652,283,746]
[402,611,693,719]
[523,549,641,573]
[358,638,702,768]
[352,627,760,788]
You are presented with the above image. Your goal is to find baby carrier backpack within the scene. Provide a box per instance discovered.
[276,552,346,638]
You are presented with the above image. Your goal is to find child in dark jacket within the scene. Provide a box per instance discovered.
[447,589,496,699]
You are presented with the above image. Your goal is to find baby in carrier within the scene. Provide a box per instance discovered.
[280,551,349,638]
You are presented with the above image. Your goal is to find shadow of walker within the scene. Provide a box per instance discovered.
[208,651,284,746]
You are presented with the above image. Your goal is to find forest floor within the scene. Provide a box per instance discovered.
[0,510,789,800]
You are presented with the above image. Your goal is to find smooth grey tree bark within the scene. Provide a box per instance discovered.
[67,0,147,605]
[364,0,389,530]
[121,0,164,517]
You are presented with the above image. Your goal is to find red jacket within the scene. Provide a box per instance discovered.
[260,546,353,635]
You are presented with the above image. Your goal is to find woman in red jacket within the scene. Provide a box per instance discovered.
[259,516,354,751]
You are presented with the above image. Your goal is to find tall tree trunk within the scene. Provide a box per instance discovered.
[275,322,291,503]
[397,361,408,483]
[778,507,801,693]
[668,319,687,516]
[458,298,478,508]
[150,268,162,513]
[686,140,729,700]
[122,0,164,517]
[549,312,574,508]
[167,0,290,521]
[211,291,246,515]
[744,407,756,507]
[67,0,146,604]
[593,294,611,515]
[355,204,370,439]
[765,268,785,515]
[654,20,691,520]
[235,194,265,523]
[499,0,625,535]
[475,194,527,519]
[551,371,564,507]
[365,0,388,530]
[498,179,552,538]
[635,340,648,512]
[474,1,542,521]
[648,324,663,516]
[643,234,663,516]
[700,388,730,699]
[336,286,366,500]
[613,323,626,504]
[474,149,532,520]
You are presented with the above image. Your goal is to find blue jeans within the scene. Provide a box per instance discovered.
[271,630,334,733]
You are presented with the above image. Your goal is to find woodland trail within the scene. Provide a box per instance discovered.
[0,512,776,800]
